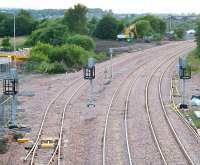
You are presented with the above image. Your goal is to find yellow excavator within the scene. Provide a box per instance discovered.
[117,24,137,42]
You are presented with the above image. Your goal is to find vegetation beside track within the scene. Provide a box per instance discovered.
[191,113,200,128]
[0,4,182,74]
[27,42,107,73]
[187,19,200,73]
[185,111,200,128]
[0,36,27,49]
[187,49,200,73]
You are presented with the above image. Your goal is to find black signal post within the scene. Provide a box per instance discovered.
[179,57,191,109]
[3,68,18,127]
[83,58,96,108]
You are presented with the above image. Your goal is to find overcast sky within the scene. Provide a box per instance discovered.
[0,0,199,14]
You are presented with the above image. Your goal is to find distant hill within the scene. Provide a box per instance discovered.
[0,8,113,19]
[0,8,141,20]
[0,8,198,30]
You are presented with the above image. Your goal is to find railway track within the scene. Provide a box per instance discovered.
[23,78,87,164]
[102,61,146,165]
[102,43,194,165]
[23,42,170,164]
[102,52,165,165]
[23,41,195,164]
[145,46,195,164]
[160,63,200,164]
[170,77,200,141]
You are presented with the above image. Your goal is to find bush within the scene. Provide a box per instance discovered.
[28,42,95,73]
[28,51,49,63]
[94,52,108,62]
[66,34,95,51]
[61,44,92,67]
[36,61,49,73]
[175,28,185,40]
[47,62,66,74]
[1,37,11,47]
[25,23,68,46]
[153,33,162,41]
[31,42,53,55]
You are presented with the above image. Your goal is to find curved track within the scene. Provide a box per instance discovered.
[23,43,170,164]
[102,42,195,165]
[23,41,197,164]
[145,48,195,164]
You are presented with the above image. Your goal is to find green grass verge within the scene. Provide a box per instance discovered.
[0,36,27,48]
[187,111,200,128]
[187,49,200,73]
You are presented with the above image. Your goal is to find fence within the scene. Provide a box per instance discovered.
[0,96,12,135]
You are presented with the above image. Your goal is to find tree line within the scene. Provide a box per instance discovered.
[2,4,188,73]
[0,10,38,37]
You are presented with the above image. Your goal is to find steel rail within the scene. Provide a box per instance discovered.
[145,46,194,165]
[102,44,194,165]
[158,59,195,165]
[24,42,167,163]
[170,77,200,142]
[102,61,146,165]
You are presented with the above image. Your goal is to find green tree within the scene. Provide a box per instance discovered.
[63,4,88,34]
[195,19,200,54]
[1,37,11,47]
[87,17,98,36]
[16,10,38,36]
[25,23,68,46]
[0,15,13,37]
[117,21,125,34]
[18,9,31,17]
[174,28,185,39]
[95,15,122,40]
[134,15,166,37]
[0,10,38,37]
[135,20,153,38]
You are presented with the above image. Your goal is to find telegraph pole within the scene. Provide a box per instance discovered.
[13,15,16,52]
[109,48,113,79]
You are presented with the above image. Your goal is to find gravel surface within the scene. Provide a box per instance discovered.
[162,63,200,165]
[0,41,198,165]
[148,60,189,165]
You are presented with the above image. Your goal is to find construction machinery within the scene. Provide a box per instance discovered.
[0,53,27,63]
[117,24,137,42]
